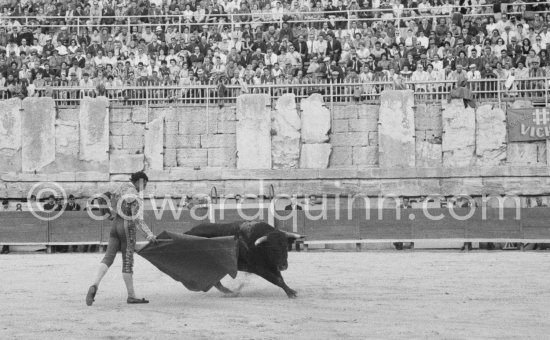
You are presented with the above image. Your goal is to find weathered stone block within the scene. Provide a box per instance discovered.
[176,135,201,148]
[21,97,56,172]
[476,104,506,166]
[109,154,144,173]
[356,105,380,120]
[441,99,476,167]
[506,143,538,164]
[329,146,352,167]
[425,129,442,139]
[208,106,237,122]
[208,148,236,167]
[332,119,349,133]
[144,117,164,170]
[301,94,331,143]
[178,113,207,135]
[0,98,22,172]
[56,120,79,157]
[109,108,132,122]
[414,104,442,132]
[80,97,110,166]
[300,144,332,169]
[443,149,476,168]
[348,118,378,132]
[132,107,148,123]
[416,130,426,141]
[416,140,442,167]
[165,121,179,135]
[272,93,301,169]
[378,90,415,168]
[330,132,370,147]
[122,135,145,149]
[440,178,484,196]
[58,109,80,122]
[368,132,378,146]
[217,121,237,134]
[111,148,141,155]
[333,105,358,120]
[501,177,550,195]
[236,94,272,169]
[176,148,208,168]
[110,135,123,149]
[352,146,378,166]
[201,134,236,148]
[151,107,174,122]
[164,148,177,167]
[165,134,177,148]
[110,122,145,136]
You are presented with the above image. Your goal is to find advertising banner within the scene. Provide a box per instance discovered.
[508,107,550,142]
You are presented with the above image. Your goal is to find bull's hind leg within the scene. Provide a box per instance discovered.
[254,268,297,298]
[214,282,233,294]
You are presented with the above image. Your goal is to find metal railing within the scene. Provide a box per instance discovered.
[1,3,547,34]
[3,77,547,108]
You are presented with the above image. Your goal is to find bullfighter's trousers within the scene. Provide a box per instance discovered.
[101,215,136,274]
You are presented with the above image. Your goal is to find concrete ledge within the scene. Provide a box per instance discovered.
[115,166,550,182]
[1,172,110,182]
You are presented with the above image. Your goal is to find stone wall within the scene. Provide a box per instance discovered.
[330,103,378,168]
[1,94,550,199]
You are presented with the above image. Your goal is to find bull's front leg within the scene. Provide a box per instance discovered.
[213,282,233,294]
[253,268,297,298]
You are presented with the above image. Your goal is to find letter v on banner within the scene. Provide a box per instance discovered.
[508,107,550,142]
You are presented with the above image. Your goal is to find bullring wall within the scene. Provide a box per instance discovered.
[0,92,549,199]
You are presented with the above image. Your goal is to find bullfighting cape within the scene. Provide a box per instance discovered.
[138,231,238,292]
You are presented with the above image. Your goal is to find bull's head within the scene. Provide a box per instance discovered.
[254,231,304,272]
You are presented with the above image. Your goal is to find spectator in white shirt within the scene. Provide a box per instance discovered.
[271,1,284,22]
[411,63,429,91]
[264,48,278,67]
[466,64,481,80]
[417,31,429,49]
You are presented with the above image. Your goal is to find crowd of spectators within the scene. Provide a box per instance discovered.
[1,0,550,101]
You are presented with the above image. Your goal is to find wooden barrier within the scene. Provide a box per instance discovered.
[1,208,550,247]
[520,208,550,240]
[303,209,359,243]
[0,212,49,245]
[214,208,269,223]
[49,211,102,245]
[151,210,207,235]
[274,211,306,234]
[298,208,550,245]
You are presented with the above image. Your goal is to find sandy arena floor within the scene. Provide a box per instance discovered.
[0,251,549,339]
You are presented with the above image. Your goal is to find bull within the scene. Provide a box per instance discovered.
[185,221,304,298]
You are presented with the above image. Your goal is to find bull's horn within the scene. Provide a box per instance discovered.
[284,231,305,239]
[254,236,268,246]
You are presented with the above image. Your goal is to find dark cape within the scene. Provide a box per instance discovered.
[138,231,238,292]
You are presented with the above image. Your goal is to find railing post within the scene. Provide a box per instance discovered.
[497,78,501,108]
[330,80,334,112]
[546,76,549,107]
[146,83,149,111]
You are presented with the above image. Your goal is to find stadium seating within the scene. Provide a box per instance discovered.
[0,0,549,103]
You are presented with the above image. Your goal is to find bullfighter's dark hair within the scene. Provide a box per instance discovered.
[130,171,149,183]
